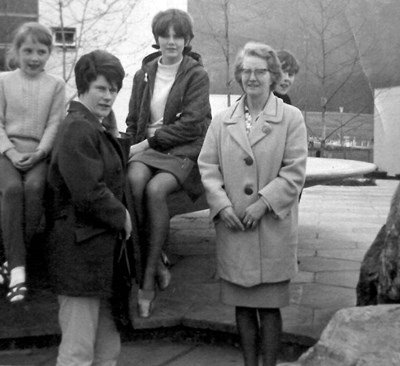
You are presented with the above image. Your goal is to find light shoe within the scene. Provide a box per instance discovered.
[0,262,9,286]
[157,263,171,291]
[137,289,155,318]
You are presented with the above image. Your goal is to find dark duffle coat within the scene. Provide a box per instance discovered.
[46,101,128,298]
[125,51,211,200]
[125,50,211,160]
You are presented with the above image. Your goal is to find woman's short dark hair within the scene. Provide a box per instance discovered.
[74,50,125,95]
[277,50,300,75]
[234,42,282,91]
[152,8,194,48]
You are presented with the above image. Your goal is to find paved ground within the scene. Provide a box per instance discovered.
[0,338,298,366]
[0,179,398,365]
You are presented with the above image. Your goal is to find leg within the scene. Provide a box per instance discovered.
[0,155,25,270]
[23,161,47,244]
[57,295,100,366]
[127,162,154,288]
[258,308,282,366]
[93,299,121,366]
[127,162,153,227]
[142,172,180,292]
[236,306,259,366]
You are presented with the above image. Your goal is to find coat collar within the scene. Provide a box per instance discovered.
[142,52,202,84]
[223,94,284,155]
[68,101,126,165]
[68,101,104,133]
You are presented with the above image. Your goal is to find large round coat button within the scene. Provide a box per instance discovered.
[244,187,253,195]
[244,157,253,165]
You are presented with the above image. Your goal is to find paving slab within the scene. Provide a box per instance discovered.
[298,256,361,272]
[0,347,58,365]
[315,270,360,288]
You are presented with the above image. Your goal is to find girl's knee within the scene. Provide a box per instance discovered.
[145,181,169,203]
[3,182,23,199]
[128,164,151,191]
[25,179,45,196]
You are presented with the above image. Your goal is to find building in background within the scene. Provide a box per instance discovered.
[0,0,38,71]
[37,0,186,126]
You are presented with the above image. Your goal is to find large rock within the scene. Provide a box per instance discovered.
[357,181,400,305]
[280,305,400,366]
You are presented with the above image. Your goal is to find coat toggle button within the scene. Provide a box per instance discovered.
[244,156,253,165]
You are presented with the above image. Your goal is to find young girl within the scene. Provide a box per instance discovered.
[0,22,66,303]
[126,8,211,317]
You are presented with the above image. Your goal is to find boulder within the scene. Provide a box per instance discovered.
[279,305,400,366]
[357,181,400,305]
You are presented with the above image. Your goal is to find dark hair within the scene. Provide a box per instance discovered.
[277,50,300,75]
[234,42,282,91]
[152,9,194,50]
[74,50,125,95]
[6,22,52,70]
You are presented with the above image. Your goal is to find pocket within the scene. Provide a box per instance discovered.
[178,156,195,173]
[74,226,109,244]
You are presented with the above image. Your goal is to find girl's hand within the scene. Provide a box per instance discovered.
[129,140,149,158]
[242,199,268,230]
[220,206,245,231]
[15,150,45,171]
[5,149,25,168]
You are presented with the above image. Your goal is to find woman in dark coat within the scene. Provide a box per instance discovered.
[126,8,211,318]
[46,50,132,366]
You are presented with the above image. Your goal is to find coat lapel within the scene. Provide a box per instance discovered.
[69,101,126,165]
[225,98,254,157]
[248,94,284,147]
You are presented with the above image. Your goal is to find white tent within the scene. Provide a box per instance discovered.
[374,86,400,176]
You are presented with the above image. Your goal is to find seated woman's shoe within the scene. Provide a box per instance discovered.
[0,262,9,286]
[160,251,171,267]
[7,282,27,303]
[157,262,171,291]
[137,289,155,318]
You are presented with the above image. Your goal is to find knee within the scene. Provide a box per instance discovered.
[127,169,148,198]
[3,182,23,201]
[25,179,45,197]
[145,181,168,205]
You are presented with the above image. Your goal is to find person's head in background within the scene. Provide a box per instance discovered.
[151,8,194,65]
[275,50,300,96]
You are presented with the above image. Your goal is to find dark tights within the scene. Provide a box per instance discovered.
[128,162,179,290]
[235,306,282,366]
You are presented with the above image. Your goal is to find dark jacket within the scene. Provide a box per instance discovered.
[126,51,211,161]
[274,91,292,105]
[46,101,128,298]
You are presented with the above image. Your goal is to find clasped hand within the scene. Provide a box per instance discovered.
[129,140,150,158]
[6,149,45,172]
[220,199,268,231]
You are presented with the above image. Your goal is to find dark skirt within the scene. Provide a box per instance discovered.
[220,279,290,308]
[129,148,195,185]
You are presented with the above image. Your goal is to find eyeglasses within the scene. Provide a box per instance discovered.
[241,68,269,78]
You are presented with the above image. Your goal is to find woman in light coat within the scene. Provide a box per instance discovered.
[198,42,307,366]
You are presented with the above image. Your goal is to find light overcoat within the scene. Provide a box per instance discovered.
[198,94,308,287]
